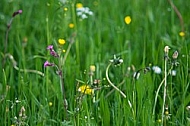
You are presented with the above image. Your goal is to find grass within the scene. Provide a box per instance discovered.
[0,0,190,125]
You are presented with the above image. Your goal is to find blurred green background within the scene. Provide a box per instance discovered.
[0,0,190,125]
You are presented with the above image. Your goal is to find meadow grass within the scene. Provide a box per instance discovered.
[0,0,190,126]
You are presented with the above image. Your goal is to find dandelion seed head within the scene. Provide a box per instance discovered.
[171,70,176,76]
[172,51,178,59]
[152,66,162,74]
[164,46,170,54]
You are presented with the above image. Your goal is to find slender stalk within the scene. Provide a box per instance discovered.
[62,42,73,66]
[106,63,126,98]
[161,57,168,125]
[57,56,67,118]
[153,77,165,116]
[167,0,184,32]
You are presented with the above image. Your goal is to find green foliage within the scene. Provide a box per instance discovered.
[0,0,190,126]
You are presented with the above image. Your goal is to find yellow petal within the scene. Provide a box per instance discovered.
[58,39,66,45]
[76,3,83,8]
[125,16,131,25]
[179,31,185,37]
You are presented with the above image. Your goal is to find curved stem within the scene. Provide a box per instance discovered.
[106,63,126,98]
[5,53,44,76]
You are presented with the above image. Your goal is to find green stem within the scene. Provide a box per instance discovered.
[62,42,73,66]
[162,58,167,125]
[106,63,126,98]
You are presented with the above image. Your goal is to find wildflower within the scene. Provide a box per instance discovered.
[164,46,170,54]
[12,10,22,17]
[152,66,162,74]
[44,61,54,67]
[179,31,185,37]
[68,23,74,28]
[124,16,131,24]
[157,119,162,123]
[64,7,68,11]
[110,55,123,66]
[58,39,66,45]
[172,51,178,59]
[170,70,177,76]
[165,110,171,120]
[90,65,96,72]
[93,79,101,85]
[186,105,190,111]
[78,85,94,95]
[164,46,170,60]
[47,45,59,57]
[76,4,93,19]
[47,45,54,51]
[19,106,26,117]
[49,102,53,106]
[76,3,83,8]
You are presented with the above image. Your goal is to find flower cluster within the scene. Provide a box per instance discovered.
[44,45,59,68]
[78,85,94,95]
[76,3,93,19]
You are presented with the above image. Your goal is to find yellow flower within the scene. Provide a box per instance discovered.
[62,49,66,53]
[76,3,83,8]
[49,102,53,106]
[64,7,68,11]
[90,65,95,72]
[69,23,74,28]
[78,85,94,95]
[157,119,161,123]
[124,16,131,25]
[58,39,66,45]
[179,31,185,37]
[165,111,169,115]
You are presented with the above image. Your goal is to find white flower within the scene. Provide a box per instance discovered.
[170,70,176,76]
[76,6,93,19]
[88,11,93,15]
[81,14,87,19]
[152,66,162,74]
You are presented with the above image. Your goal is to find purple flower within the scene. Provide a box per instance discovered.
[44,61,54,67]
[50,50,59,57]
[47,45,54,51]
[12,10,23,17]
[46,45,59,57]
